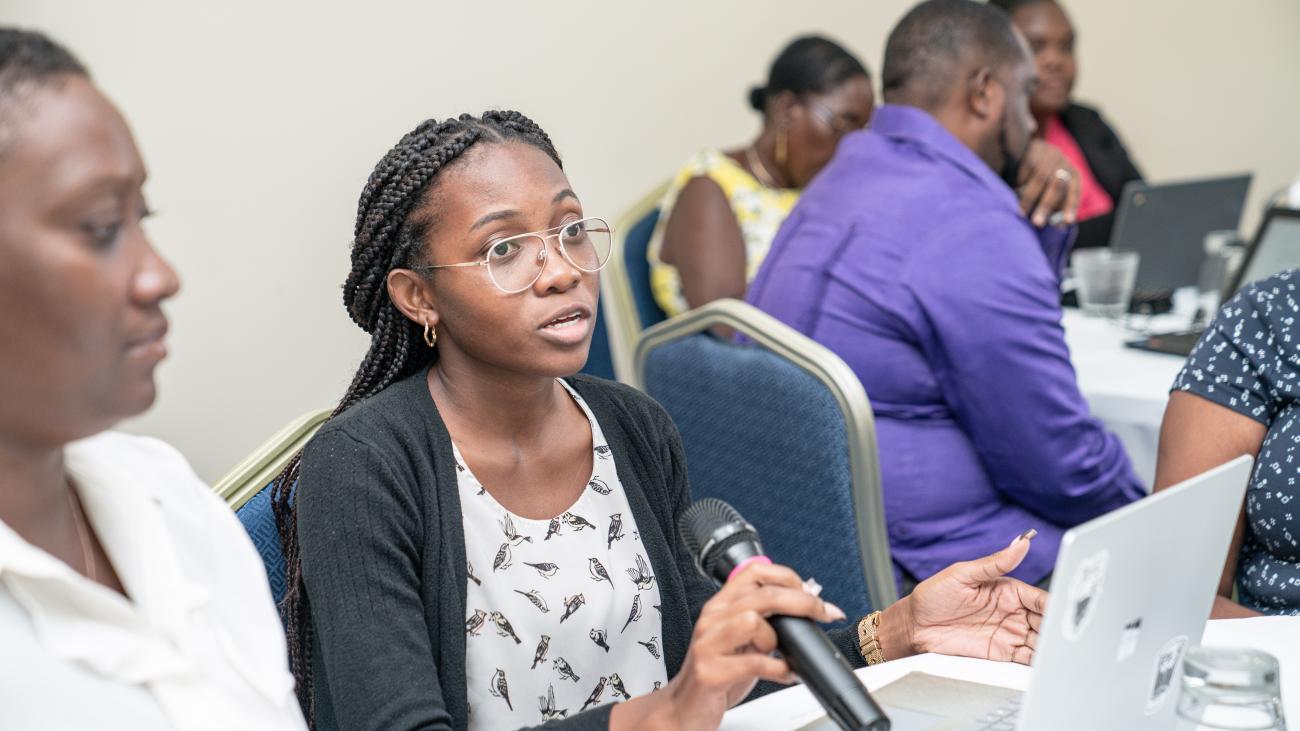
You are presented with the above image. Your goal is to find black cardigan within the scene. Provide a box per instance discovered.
[1059,102,1144,250]
[296,370,866,731]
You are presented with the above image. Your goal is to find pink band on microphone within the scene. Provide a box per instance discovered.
[727,555,772,582]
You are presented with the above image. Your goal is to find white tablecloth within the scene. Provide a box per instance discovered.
[1061,309,1189,487]
[721,617,1300,730]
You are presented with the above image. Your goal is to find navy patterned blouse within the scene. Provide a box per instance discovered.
[1173,269,1300,615]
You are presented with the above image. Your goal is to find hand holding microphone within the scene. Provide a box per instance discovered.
[640,557,853,731]
[674,499,891,731]
[621,498,1044,731]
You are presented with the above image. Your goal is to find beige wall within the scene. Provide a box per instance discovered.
[6,0,1299,480]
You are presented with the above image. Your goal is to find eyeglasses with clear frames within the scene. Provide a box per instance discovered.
[413,216,614,294]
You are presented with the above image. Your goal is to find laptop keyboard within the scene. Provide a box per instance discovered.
[969,695,1022,730]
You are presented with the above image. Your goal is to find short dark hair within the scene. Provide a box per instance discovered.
[986,0,1055,16]
[0,28,88,153]
[881,0,1027,109]
[749,35,870,114]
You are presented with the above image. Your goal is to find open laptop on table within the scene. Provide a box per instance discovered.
[798,455,1254,731]
[1128,207,1300,356]
[1111,174,1251,312]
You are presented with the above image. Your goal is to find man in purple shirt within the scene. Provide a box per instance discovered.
[747,0,1143,585]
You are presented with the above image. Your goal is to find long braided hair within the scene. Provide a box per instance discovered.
[271,110,562,721]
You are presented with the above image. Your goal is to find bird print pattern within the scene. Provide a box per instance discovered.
[609,673,631,701]
[531,635,550,670]
[514,589,549,613]
[626,553,655,591]
[493,543,512,573]
[607,513,625,549]
[560,593,586,623]
[500,514,533,545]
[490,611,522,644]
[465,609,486,637]
[620,594,642,634]
[489,668,512,710]
[456,381,667,730]
[538,683,568,720]
[553,657,580,683]
[637,637,661,660]
[580,676,608,712]
[523,561,558,579]
[588,557,613,589]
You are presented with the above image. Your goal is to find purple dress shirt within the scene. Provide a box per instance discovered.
[746,104,1144,583]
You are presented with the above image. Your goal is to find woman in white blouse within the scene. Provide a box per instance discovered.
[0,28,305,731]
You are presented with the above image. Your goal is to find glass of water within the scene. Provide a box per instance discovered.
[1074,248,1140,318]
[1177,647,1286,730]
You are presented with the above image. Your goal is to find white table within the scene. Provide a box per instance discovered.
[1061,309,1189,486]
[721,617,1300,730]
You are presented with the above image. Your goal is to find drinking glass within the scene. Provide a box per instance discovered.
[1177,647,1286,730]
[1074,249,1140,318]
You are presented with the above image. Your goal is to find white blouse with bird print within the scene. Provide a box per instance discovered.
[457,381,668,729]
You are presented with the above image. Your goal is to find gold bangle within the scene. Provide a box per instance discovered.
[856,611,888,666]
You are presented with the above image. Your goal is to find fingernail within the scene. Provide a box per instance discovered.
[802,578,823,597]
[1013,528,1038,544]
[824,601,847,621]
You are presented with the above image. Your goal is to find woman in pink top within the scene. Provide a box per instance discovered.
[993,0,1144,249]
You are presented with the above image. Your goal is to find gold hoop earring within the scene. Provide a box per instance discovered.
[423,322,437,348]
[775,124,788,169]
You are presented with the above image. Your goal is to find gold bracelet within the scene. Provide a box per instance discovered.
[856,611,888,666]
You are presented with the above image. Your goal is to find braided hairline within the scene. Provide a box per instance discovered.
[271,109,560,724]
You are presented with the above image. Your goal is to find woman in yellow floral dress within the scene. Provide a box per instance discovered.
[648,35,873,317]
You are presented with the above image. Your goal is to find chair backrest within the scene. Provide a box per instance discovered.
[635,300,897,617]
[213,408,332,604]
[579,300,618,381]
[601,181,669,383]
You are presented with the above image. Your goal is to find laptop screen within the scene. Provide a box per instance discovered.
[1236,212,1300,292]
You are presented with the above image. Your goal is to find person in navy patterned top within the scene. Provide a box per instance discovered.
[1156,268,1300,617]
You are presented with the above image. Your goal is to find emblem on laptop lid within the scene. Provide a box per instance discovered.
[1145,635,1188,716]
[1063,549,1108,642]
[1116,618,1143,662]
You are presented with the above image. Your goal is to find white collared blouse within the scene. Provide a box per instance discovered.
[0,431,307,731]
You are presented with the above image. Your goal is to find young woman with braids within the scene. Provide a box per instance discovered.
[283,110,1049,731]
[0,28,305,729]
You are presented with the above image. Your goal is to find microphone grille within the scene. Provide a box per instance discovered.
[679,498,747,560]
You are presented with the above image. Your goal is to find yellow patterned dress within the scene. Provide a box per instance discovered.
[646,149,800,318]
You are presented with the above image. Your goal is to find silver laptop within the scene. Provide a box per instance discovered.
[799,456,1254,731]
[1112,174,1252,293]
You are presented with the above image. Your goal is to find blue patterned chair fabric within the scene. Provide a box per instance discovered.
[622,208,666,332]
[235,481,288,605]
[582,208,662,382]
[581,303,618,380]
[642,333,878,621]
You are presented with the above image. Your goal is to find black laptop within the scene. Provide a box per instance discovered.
[1113,174,1252,311]
[1127,207,1300,356]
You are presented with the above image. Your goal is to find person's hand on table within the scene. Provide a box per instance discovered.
[877,531,1047,665]
[1016,139,1080,228]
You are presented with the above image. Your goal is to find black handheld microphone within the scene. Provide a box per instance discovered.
[679,498,890,731]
